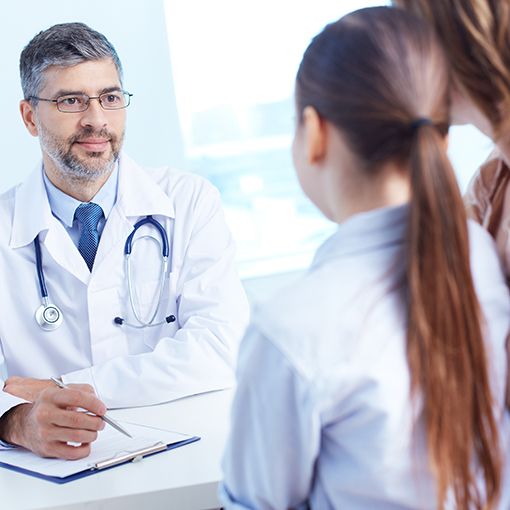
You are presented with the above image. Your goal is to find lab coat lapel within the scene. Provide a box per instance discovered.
[10,164,90,285]
[44,221,90,284]
[91,154,175,273]
[91,204,133,273]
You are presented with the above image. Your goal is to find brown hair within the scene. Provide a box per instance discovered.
[394,0,510,139]
[296,7,501,509]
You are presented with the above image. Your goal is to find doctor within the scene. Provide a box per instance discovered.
[0,22,249,459]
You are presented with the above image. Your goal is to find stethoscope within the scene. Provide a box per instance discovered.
[34,215,176,331]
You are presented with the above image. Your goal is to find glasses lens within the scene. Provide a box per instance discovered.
[56,94,88,112]
[100,91,131,110]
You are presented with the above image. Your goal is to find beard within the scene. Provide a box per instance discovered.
[37,121,124,183]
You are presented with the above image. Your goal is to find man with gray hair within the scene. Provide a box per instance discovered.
[0,23,249,459]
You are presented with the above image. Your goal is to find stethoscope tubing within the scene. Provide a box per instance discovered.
[34,234,48,299]
[125,215,169,257]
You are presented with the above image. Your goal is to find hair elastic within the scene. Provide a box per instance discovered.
[410,118,433,131]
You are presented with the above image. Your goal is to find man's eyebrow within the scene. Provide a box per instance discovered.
[52,89,84,98]
[51,86,123,98]
[99,86,123,95]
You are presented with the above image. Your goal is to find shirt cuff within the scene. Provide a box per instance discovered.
[0,393,30,450]
[0,439,16,449]
[0,392,28,419]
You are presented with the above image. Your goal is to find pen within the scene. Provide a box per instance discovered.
[50,377,133,439]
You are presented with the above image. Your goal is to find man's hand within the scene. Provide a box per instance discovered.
[3,376,57,401]
[0,385,106,459]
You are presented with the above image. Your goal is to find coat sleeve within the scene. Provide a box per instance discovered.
[219,325,319,510]
[61,182,250,408]
[464,155,503,226]
[0,341,29,448]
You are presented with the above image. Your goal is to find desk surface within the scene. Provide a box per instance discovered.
[0,389,233,510]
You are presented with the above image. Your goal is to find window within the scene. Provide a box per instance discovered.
[164,0,492,278]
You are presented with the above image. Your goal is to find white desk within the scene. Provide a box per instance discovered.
[0,389,233,510]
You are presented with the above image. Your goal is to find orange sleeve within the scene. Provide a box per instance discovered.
[464,156,502,226]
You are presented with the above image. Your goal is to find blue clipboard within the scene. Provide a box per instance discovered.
[0,435,200,484]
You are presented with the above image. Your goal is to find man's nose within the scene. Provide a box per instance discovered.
[79,97,108,130]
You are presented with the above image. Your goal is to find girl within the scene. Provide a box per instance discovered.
[220,7,510,510]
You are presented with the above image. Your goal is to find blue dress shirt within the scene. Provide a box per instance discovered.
[42,165,119,247]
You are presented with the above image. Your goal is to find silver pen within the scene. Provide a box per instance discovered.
[50,377,133,438]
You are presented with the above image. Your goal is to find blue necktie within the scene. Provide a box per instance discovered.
[74,202,104,271]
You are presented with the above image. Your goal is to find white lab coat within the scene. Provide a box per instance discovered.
[220,205,510,510]
[0,154,249,416]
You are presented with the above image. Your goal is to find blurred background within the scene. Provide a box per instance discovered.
[0,0,494,298]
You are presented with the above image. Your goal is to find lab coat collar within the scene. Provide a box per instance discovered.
[311,204,409,269]
[10,153,176,249]
[115,153,175,219]
[90,153,176,273]
[10,164,55,249]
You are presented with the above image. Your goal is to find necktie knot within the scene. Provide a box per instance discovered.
[74,202,103,271]
[74,202,103,230]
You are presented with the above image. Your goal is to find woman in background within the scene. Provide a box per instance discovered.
[394,0,510,284]
[220,7,510,510]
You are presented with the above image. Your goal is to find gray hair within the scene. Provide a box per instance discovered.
[20,22,123,101]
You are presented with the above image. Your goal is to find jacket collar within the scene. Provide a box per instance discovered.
[10,164,55,249]
[9,153,175,250]
[311,204,409,269]
[115,153,175,220]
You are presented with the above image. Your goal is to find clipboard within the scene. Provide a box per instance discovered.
[0,420,200,484]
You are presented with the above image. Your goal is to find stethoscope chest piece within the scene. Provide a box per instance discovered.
[35,302,63,331]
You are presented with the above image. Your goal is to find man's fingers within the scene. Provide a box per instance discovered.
[67,383,95,395]
[47,388,107,416]
[51,409,105,432]
[46,441,92,461]
[4,376,20,388]
[46,426,98,445]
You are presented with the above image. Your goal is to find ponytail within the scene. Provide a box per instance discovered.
[407,124,501,509]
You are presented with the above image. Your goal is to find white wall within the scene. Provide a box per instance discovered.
[0,0,186,193]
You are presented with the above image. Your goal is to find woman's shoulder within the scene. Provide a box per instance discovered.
[465,153,507,224]
[467,219,510,311]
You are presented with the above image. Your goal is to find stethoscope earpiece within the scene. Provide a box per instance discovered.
[113,315,176,328]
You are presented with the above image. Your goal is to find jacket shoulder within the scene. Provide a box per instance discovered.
[0,185,19,232]
[465,156,506,224]
[142,165,219,199]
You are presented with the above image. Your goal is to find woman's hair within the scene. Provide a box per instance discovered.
[394,0,510,139]
[296,7,501,509]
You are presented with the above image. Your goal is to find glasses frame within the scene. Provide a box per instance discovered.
[27,90,133,113]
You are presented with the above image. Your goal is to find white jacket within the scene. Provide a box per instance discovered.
[0,154,249,415]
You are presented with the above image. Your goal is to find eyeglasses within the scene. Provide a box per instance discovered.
[28,91,133,113]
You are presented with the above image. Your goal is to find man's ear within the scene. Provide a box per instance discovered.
[302,106,326,165]
[20,100,39,137]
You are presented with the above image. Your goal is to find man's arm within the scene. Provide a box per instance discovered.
[0,342,31,447]
[62,182,250,408]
